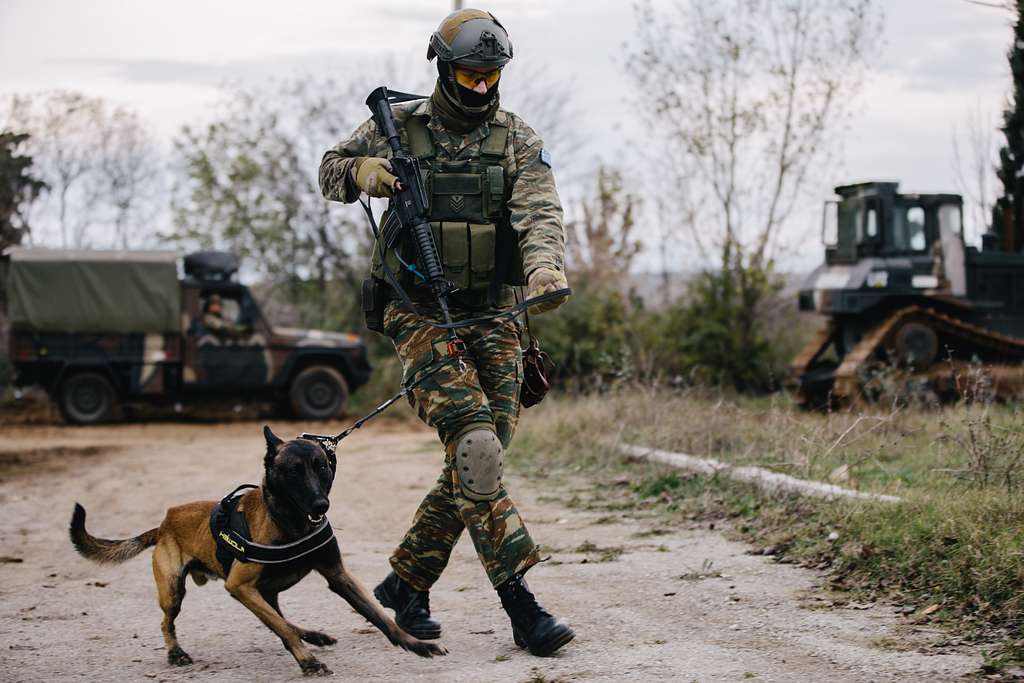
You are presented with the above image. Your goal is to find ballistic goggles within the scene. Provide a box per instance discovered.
[453,65,502,90]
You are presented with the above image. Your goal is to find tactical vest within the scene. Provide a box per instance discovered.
[370,115,525,299]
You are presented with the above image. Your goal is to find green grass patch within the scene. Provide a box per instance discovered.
[635,473,690,498]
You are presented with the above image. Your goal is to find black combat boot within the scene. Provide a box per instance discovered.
[497,573,575,656]
[373,571,442,640]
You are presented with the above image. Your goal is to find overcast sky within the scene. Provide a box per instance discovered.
[0,0,1013,271]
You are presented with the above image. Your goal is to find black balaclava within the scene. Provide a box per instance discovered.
[431,60,500,133]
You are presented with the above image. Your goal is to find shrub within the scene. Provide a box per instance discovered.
[531,284,635,388]
[660,257,786,392]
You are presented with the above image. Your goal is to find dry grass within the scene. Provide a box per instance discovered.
[516,387,1024,494]
[512,387,1024,667]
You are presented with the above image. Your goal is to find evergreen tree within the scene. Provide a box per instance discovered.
[992,0,1024,250]
[1,131,46,377]
[0,131,46,252]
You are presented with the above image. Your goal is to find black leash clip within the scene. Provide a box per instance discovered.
[298,433,339,472]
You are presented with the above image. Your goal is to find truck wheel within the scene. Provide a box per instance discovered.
[892,321,939,369]
[290,366,349,420]
[60,371,117,425]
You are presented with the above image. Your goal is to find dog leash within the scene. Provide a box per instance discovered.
[299,287,566,460]
[300,353,453,462]
[300,361,442,461]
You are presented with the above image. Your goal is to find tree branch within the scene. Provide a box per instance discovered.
[959,0,1012,10]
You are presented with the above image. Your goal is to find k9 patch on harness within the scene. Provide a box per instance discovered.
[539,148,552,168]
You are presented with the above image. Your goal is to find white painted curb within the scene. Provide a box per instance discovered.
[620,444,902,504]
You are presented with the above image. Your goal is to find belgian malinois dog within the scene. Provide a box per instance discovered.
[69,426,445,676]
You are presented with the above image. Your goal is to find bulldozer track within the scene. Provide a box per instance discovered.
[831,311,911,398]
[790,306,1024,406]
[784,324,836,405]
[787,324,835,376]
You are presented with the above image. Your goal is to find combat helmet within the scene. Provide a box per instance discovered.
[428,9,512,115]
[427,8,513,68]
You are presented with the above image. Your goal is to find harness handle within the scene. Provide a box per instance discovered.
[220,484,258,507]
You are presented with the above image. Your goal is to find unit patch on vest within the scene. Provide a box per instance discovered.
[539,148,552,168]
[450,194,465,213]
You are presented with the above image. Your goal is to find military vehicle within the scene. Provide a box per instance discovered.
[3,249,372,424]
[787,181,1024,407]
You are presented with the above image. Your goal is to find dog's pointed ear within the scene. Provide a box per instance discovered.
[263,425,283,469]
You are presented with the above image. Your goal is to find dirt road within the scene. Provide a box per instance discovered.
[0,421,980,682]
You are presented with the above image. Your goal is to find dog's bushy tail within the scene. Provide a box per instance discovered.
[69,503,158,564]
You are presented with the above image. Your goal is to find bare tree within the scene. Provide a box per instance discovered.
[5,92,103,247]
[952,103,999,242]
[3,91,161,248]
[625,0,879,390]
[959,0,1014,10]
[501,61,586,183]
[628,0,880,268]
[98,108,161,248]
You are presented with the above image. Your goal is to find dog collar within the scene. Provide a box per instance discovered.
[209,484,335,575]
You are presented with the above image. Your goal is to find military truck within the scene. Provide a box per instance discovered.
[787,181,1024,406]
[3,248,372,424]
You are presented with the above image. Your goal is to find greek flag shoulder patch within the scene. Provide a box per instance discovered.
[539,148,552,168]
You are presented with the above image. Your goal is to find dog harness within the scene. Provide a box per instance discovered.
[209,484,336,575]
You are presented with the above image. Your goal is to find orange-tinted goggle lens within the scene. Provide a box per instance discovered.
[453,66,501,90]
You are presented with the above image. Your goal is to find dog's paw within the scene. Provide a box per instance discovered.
[167,646,193,666]
[403,637,448,658]
[300,658,333,676]
[300,630,337,647]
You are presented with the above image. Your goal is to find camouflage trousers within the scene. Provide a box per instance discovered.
[383,301,540,591]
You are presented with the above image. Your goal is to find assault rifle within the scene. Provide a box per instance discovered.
[364,86,463,356]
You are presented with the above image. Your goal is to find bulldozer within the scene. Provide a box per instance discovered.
[786,181,1024,407]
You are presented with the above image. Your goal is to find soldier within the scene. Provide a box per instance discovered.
[319,8,574,657]
[202,294,252,340]
[930,239,950,292]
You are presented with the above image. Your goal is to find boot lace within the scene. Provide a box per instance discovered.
[410,589,431,615]
[506,577,549,621]
[390,574,432,619]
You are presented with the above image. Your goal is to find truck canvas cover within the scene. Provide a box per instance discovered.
[6,248,181,334]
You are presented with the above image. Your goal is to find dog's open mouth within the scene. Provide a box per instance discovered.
[308,514,325,524]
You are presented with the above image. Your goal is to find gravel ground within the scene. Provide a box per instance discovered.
[0,420,981,682]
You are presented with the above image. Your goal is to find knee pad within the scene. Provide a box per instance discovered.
[454,428,503,502]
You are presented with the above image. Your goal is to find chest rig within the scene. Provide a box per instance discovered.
[209,484,335,575]
[370,115,525,300]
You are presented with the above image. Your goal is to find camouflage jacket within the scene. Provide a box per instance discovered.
[318,96,565,278]
[202,313,250,338]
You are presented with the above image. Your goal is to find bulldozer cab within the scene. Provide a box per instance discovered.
[787,181,1024,408]
[824,182,963,263]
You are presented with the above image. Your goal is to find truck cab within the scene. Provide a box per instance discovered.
[4,248,372,424]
